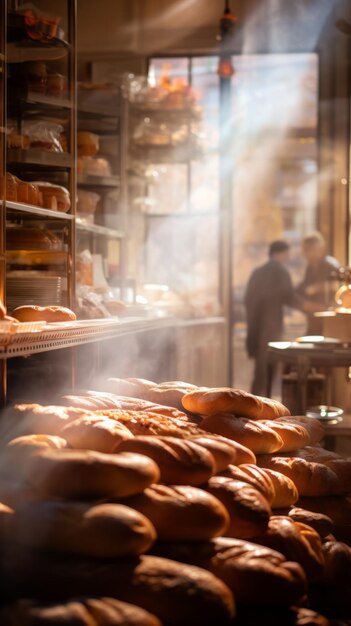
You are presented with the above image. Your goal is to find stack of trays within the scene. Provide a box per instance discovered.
[6,274,62,311]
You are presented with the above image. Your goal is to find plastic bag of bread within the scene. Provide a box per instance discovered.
[32,182,70,213]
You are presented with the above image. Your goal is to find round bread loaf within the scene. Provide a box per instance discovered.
[117,436,215,485]
[0,551,236,626]
[26,448,160,499]
[262,468,299,508]
[0,434,68,483]
[288,507,333,538]
[119,484,229,540]
[94,409,202,438]
[251,515,324,581]
[12,305,76,323]
[61,416,133,453]
[152,536,306,606]
[321,540,351,585]
[190,436,237,471]
[206,476,271,539]
[201,415,283,454]
[1,598,162,626]
[256,456,339,497]
[6,500,156,557]
[182,388,289,420]
[262,420,310,452]
[275,416,324,445]
[219,464,275,504]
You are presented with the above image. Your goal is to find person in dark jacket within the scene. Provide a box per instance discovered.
[296,232,340,334]
[245,240,298,396]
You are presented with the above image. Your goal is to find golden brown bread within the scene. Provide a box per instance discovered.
[219,464,275,505]
[206,476,271,539]
[256,456,339,497]
[262,468,299,508]
[7,434,68,450]
[0,550,235,626]
[288,447,351,494]
[119,484,229,541]
[201,415,283,454]
[251,515,325,581]
[275,416,324,445]
[104,377,157,398]
[298,495,351,527]
[321,540,351,585]
[152,536,306,606]
[0,598,162,626]
[182,388,289,420]
[12,305,76,323]
[261,420,310,452]
[4,404,96,440]
[61,416,133,453]
[117,436,215,485]
[214,436,256,465]
[189,435,237,471]
[93,409,202,438]
[6,500,156,558]
[26,448,160,499]
[145,382,198,411]
[288,507,333,538]
[0,434,68,483]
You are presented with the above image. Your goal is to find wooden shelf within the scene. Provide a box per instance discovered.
[7,149,72,169]
[4,200,74,220]
[76,219,124,239]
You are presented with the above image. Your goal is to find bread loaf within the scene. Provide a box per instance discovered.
[61,416,133,453]
[94,409,202,438]
[261,420,310,452]
[6,404,96,439]
[321,540,351,585]
[256,456,339,497]
[215,436,256,465]
[152,537,306,606]
[12,305,76,323]
[146,382,198,411]
[117,436,215,485]
[206,476,271,539]
[0,434,68,482]
[288,507,333,538]
[251,515,324,581]
[26,449,160,499]
[0,598,162,626]
[219,464,275,504]
[182,388,289,419]
[119,484,229,540]
[263,468,299,508]
[104,378,156,398]
[190,436,237,471]
[201,415,283,454]
[275,416,324,445]
[6,500,156,558]
[0,550,235,626]
[7,434,68,450]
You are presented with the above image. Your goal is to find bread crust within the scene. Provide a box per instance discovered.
[12,305,76,323]
[257,456,339,497]
[219,464,275,505]
[200,415,283,454]
[182,388,289,420]
[61,416,133,453]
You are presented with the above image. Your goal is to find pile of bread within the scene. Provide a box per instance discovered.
[0,379,350,626]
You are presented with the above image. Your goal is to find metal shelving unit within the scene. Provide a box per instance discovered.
[4,200,74,220]
[77,173,120,188]
[76,218,124,239]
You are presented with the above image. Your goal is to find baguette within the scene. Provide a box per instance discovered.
[182,388,289,420]
[201,415,283,454]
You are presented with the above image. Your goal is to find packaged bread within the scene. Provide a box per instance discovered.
[182,388,290,420]
[206,476,271,539]
[0,550,235,626]
[33,182,70,213]
[0,598,162,626]
[47,72,66,97]
[6,500,156,558]
[11,305,76,323]
[25,448,160,500]
[152,536,306,606]
[0,173,17,201]
[77,131,100,157]
[119,484,229,541]
[61,415,134,453]
[26,61,47,93]
[201,415,284,454]
[117,436,215,485]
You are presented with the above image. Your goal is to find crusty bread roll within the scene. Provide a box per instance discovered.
[11,305,76,323]
[145,382,198,411]
[119,484,229,541]
[0,550,235,626]
[219,464,275,505]
[0,434,68,483]
[117,436,215,485]
[61,416,133,453]
[190,436,237,471]
[261,420,310,452]
[275,416,324,445]
[152,537,306,606]
[1,598,162,626]
[288,447,351,495]
[321,540,351,586]
[263,468,299,508]
[206,476,271,539]
[256,456,339,497]
[5,404,96,440]
[288,507,333,539]
[6,500,156,558]
[94,409,202,438]
[182,388,289,420]
[251,516,324,581]
[7,433,67,450]
[26,448,160,499]
[201,415,283,454]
